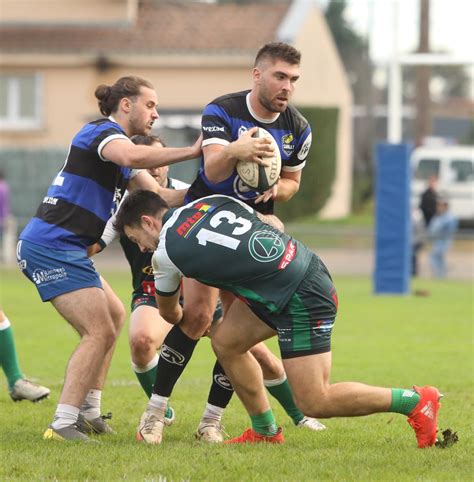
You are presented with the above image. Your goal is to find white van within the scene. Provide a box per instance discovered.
[411,145,474,222]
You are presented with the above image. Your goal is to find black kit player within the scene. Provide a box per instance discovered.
[115,190,443,449]
[135,43,326,444]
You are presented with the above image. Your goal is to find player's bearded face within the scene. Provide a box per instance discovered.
[128,88,159,136]
[257,61,299,113]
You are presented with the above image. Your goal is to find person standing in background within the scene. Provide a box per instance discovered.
[419,175,438,227]
[428,198,458,278]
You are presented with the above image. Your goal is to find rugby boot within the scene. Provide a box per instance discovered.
[43,424,93,442]
[407,385,442,448]
[77,412,114,435]
[224,427,284,444]
[297,416,326,431]
[136,407,165,444]
[195,419,228,443]
[9,378,50,402]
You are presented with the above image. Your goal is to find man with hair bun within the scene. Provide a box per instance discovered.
[17,75,201,441]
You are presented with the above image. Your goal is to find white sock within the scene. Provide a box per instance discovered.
[201,403,224,424]
[0,318,11,330]
[148,393,168,416]
[52,404,80,430]
[132,353,159,373]
[80,389,102,420]
[264,373,287,387]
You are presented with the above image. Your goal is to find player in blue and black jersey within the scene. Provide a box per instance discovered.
[186,42,311,218]
[147,43,322,444]
[17,76,201,442]
[115,190,443,449]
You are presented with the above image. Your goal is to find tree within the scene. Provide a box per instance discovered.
[325,0,374,210]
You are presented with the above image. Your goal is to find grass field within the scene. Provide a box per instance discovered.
[0,267,472,481]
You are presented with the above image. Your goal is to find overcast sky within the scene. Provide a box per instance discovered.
[317,0,474,64]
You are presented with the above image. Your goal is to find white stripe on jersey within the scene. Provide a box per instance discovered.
[98,134,131,162]
[202,138,230,148]
[282,162,306,172]
[154,207,186,295]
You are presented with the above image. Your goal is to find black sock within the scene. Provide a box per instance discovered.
[207,360,234,408]
[153,325,199,397]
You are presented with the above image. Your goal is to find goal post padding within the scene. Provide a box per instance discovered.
[374,143,411,294]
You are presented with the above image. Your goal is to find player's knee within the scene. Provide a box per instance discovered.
[86,320,117,351]
[180,307,213,338]
[109,300,126,332]
[293,392,332,418]
[251,346,283,378]
[211,333,240,358]
[130,332,156,363]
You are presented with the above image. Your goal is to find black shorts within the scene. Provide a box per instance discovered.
[250,255,338,359]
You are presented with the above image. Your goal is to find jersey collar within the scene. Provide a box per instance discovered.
[162,208,176,226]
[246,92,280,124]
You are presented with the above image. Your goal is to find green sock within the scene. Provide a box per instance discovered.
[265,377,304,425]
[250,409,278,436]
[132,356,158,398]
[389,388,421,415]
[132,357,172,418]
[0,320,23,389]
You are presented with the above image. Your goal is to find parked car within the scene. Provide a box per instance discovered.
[411,145,474,223]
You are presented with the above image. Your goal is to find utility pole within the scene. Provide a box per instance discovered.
[415,0,431,147]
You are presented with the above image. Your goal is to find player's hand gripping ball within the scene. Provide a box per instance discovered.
[236,127,281,192]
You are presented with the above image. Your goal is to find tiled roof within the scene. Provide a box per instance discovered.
[0,1,291,54]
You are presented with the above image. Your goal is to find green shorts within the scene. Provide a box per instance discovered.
[250,255,338,359]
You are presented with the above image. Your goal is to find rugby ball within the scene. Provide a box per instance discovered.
[236,127,281,191]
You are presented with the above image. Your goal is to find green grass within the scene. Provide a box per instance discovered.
[0,268,472,481]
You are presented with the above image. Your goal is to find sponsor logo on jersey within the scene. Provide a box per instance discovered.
[42,196,58,206]
[238,126,248,137]
[248,230,285,262]
[233,176,260,200]
[213,374,233,391]
[281,133,295,157]
[297,132,312,160]
[16,241,27,270]
[53,174,65,187]
[176,203,216,237]
[142,265,154,275]
[160,344,186,366]
[203,125,225,132]
[194,202,215,213]
[32,267,68,286]
[111,187,123,216]
[278,241,297,269]
[140,280,155,295]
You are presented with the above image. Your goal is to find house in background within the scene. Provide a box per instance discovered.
[0,0,352,222]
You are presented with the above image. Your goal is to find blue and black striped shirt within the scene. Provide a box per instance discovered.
[20,118,132,250]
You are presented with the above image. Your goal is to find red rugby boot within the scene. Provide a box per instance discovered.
[224,427,284,444]
[407,385,442,448]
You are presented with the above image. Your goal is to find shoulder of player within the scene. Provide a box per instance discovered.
[72,117,126,144]
[282,105,310,134]
[207,90,249,111]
